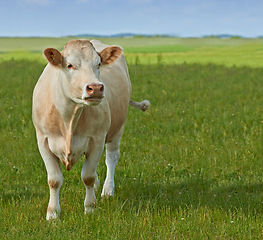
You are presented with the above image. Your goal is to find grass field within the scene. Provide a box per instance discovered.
[0,37,263,239]
[1,37,263,67]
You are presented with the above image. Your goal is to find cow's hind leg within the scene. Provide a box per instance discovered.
[101,125,124,197]
[37,134,63,220]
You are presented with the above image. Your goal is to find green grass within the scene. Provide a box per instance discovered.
[1,37,263,67]
[0,38,263,239]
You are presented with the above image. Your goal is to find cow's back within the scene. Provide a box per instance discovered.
[91,40,132,142]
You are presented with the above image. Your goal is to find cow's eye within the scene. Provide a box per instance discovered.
[67,64,75,69]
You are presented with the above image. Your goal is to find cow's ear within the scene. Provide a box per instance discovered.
[99,46,123,65]
[43,48,63,66]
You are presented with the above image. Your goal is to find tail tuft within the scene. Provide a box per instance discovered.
[129,100,150,112]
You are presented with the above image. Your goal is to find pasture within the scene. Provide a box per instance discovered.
[0,37,263,239]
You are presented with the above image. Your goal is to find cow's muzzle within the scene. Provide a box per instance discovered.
[82,83,104,104]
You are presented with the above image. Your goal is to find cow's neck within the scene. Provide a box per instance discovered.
[52,81,84,161]
[55,94,83,131]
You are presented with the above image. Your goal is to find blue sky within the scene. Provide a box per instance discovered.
[0,0,262,37]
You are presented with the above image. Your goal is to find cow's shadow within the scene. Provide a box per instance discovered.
[114,173,263,214]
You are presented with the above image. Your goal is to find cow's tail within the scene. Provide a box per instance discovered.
[129,100,150,112]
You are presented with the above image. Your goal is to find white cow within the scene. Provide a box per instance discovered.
[32,39,149,220]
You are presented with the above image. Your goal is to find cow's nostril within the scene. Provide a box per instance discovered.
[100,85,104,92]
[86,85,94,93]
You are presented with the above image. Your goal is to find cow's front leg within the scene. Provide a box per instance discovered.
[37,134,63,220]
[81,137,104,213]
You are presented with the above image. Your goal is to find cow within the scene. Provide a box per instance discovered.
[32,39,149,220]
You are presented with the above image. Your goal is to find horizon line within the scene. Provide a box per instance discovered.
[0,33,262,39]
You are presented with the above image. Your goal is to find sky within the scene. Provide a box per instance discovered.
[0,0,262,38]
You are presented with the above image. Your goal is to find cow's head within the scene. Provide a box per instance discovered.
[43,40,122,106]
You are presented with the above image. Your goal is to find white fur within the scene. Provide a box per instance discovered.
[129,100,150,111]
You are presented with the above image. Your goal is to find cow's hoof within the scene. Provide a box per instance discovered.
[84,201,96,214]
[101,183,114,198]
[101,190,114,198]
[84,206,96,214]
[101,194,113,200]
[46,211,60,220]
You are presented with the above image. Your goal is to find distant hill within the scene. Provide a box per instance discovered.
[70,33,250,39]
[203,34,243,39]
[70,33,176,38]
